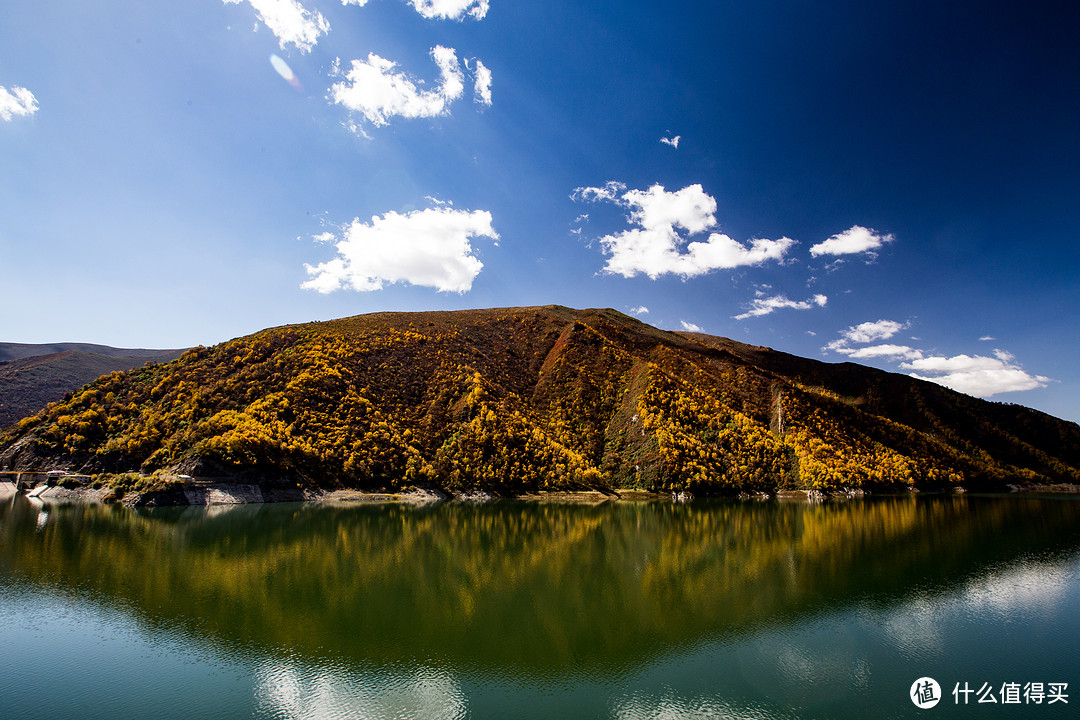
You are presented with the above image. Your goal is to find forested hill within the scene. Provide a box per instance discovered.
[1,306,1077,495]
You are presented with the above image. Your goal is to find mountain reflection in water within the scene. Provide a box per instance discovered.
[2,494,1079,719]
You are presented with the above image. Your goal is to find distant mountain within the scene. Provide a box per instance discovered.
[0,342,183,363]
[1,307,1077,494]
[0,345,186,428]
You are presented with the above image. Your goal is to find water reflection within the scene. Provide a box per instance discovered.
[2,494,1079,718]
[254,661,467,720]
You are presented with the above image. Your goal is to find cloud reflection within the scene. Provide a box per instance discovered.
[254,661,467,720]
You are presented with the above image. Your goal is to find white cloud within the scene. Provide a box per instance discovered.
[409,0,489,20]
[311,231,336,243]
[832,343,924,361]
[839,319,906,344]
[824,322,1051,398]
[343,0,489,20]
[223,0,329,52]
[301,206,498,293]
[330,46,465,127]
[680,320,703,332]
[979,335,996,342]
[903,350,1052,397]
[660,135,680,149]
[572,182,795,279]
[572,181,624,204]
[471,59,492,105]
[0,84,38,121]
[630,306,649,315]
[810,225,894,257]
[824,320,919,358]
[734,294,827,320]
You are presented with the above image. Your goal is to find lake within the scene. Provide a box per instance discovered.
[1,493,1078,719]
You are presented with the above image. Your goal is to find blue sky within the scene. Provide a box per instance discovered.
[2,0,1079,422]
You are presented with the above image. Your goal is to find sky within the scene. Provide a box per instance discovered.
[2,0,1079,422]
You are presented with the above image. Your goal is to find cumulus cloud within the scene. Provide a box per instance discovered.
[903,350,1052,397]
[660,135,680,149]
[680,320,703,332]
[734,294,827,320]
[630,306,649,315]
[330,46,465,127]
[0,84,38,121]
[572,182,795,279]
[825,319,910,354]
[342,0,489,20]
[301,206,498,293]
[810,225,894,257]
[223,0,329,52]
[838,319,906,344]
[410,0,490,20]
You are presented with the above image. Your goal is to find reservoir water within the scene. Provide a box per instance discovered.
[1,493,1078,719]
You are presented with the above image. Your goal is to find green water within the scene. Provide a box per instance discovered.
[1,494,1078,719]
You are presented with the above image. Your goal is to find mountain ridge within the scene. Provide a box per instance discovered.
[1,306,1076,495]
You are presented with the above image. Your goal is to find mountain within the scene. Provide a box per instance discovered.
[0,342,184,364]
[0,345,187,428]
[1,306,1077,494]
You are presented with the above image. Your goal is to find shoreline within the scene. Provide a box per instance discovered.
[5,478,1076,508]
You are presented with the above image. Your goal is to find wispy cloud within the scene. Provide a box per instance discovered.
[630,306,649,316]
[0,84,38,121]
[342,0,490,21]
[223,0,329,52]
[301,206,498,293]
[572,182,795,279]
[831,343,923,361]
[823,321,1051,397]
[660,135,680,149]
[680,320,703,332]
[734,294,827,320]
[810,225,894,258]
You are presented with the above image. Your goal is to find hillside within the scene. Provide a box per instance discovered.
[0,345,186,428]
[0,342,184,364]
[1,306,1077,495]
